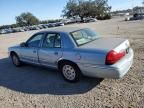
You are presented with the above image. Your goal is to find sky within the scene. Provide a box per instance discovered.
[0,0,143,25]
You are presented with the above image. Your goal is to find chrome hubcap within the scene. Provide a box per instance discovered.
[12,55,19,65]
[62,65,76,80]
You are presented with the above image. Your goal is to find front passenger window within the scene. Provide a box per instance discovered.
[27,33,43,47]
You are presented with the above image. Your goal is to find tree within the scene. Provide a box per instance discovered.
[93,0,111,16]
[78,0,93,19]
[62,0,78,18]
[16,12,39,26]
[62,0,111,20]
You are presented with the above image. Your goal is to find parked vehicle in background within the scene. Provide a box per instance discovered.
[47,23,56,28]
[129,13,144,21]
[19,28,25,32]
[41,24,48,29]
[84,18,97,23]
[7,28,14,33]
[22,27,30,31]
[125,17,130,21]
[12,28,20,33]
[37,25,44,29]
[0,29,7,34]
[55,22,64,26]
[0,28,13,34]
[62,18,76,24]
[75,17,82,22]
[9,28,134,82]
[29,26,40,30]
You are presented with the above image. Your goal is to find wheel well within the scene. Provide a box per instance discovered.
[58,59,80,70]
[10,51,18,57]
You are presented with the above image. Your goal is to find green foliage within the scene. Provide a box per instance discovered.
[62,0,78,18]
[16,12,39,26]
[62,0,111,20]
[40,19,62,24]
[40,20,49,24]
[97,13,111,20]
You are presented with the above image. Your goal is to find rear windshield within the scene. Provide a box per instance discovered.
[71,28,98,46]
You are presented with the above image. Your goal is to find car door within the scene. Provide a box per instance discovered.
[20,33,44,64]
[38,33,63,68]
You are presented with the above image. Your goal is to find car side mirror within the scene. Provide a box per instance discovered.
[20,42,27,47]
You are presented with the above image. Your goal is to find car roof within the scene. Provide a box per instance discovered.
[38,27,87,34]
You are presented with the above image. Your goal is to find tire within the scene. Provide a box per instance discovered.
[60,62,81,82]
[11,53,21,67]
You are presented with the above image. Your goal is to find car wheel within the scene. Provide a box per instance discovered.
[11,53,21,67]
[60,62,81,82]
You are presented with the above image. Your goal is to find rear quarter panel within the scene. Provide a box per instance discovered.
[61,48,107,65]
[60,32,107,65]
[75,49,107,65]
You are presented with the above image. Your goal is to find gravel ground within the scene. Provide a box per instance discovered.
[0,17,144,108]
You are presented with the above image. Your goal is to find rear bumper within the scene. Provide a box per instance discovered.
[77,48,134,79]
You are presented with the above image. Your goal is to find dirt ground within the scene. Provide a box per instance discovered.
[0,17,144,108]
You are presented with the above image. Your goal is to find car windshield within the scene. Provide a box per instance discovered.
[71,28,98,46]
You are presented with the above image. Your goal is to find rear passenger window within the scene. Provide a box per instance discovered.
[43,33,61,48]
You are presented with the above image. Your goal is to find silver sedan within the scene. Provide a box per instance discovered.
[8,28,134,82]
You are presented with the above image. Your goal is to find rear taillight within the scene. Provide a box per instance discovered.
[106,50,126,65]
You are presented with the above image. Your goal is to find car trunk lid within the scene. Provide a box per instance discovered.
[78,37,130,53]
